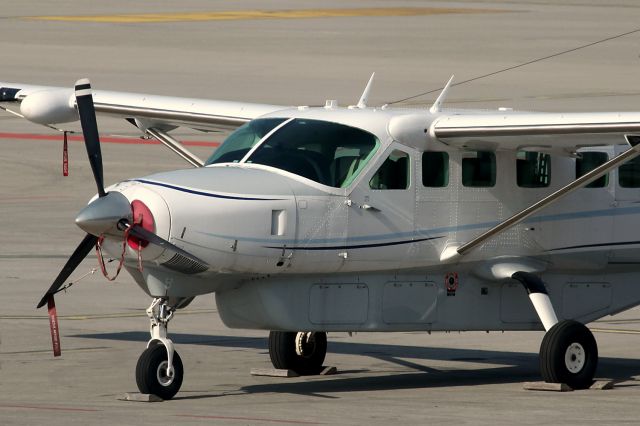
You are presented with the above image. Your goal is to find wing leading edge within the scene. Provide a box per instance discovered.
[0,82,288,132]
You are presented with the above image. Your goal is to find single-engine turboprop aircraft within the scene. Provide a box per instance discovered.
[2,75,640,399]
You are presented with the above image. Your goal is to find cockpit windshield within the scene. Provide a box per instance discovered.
[207,118,379,188]
[205,118,286,165]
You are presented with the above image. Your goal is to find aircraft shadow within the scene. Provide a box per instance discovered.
[71,331,640,398]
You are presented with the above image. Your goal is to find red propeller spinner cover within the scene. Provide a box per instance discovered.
[128,199,155,250]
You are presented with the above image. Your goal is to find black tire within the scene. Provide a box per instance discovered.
[135,344,184,400]
[269,331,327,375]
[539,320,598,389]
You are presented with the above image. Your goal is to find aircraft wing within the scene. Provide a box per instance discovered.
[0,82,287,132]
[432,111,640,153]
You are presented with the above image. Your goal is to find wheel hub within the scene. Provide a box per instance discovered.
[295,332,316,358]
[156,360,175,386]
[564,342,586,373]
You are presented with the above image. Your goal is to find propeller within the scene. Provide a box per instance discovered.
[36,234,98,308]
[75,79,106,198]
[36,79,207,308]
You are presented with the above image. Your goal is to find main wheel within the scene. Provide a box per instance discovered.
[269,331,327,375]
[539,320,597,389]
[135,344,184,400]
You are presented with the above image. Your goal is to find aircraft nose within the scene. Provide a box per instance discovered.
[75,191,133,237]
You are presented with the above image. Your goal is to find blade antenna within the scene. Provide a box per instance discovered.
[429,75,454,114]
[356,72,375,109]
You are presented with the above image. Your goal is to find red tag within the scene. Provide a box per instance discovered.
[47,295,62,357]
[62,132,69,177]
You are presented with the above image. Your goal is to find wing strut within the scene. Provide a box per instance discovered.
[442,135,640,260]
[145,127,205,167]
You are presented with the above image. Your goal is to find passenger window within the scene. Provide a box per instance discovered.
[619,155,640,188]
[370,150,410,190]
[462,151,495,187]
[517,152,550,188]
[422,152,449,187]
[577,152,608,188]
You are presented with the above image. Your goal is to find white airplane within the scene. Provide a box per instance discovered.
[2,75,640,399]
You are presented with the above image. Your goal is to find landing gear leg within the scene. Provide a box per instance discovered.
[512,272,598,389]
[135,298,184,399]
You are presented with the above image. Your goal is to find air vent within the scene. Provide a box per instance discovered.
[162,253,208,274]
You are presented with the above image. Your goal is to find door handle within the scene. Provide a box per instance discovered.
[360,204,380,212]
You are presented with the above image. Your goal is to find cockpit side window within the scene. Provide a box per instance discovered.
[245,119,379,188]
[205,118,286,165]
[369,150,410,190]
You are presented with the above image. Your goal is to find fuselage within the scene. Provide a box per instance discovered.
[96,106,640,303]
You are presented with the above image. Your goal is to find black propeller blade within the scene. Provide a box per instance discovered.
[36,233,98,308]
[126,223,209,267]
[75,79,106,198]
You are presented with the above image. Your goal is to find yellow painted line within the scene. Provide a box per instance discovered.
[591,328,640,335]
[27,7,503,24]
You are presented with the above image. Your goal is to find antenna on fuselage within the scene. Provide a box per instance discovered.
[356,72,375,109]
[429,75,455,114]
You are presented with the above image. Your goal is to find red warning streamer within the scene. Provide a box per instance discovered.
[62,131,69,177]
[47,295,62,357]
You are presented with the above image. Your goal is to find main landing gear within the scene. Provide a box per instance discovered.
[269,331,327,375]
[135,298,183,400]
[512,272,598,389]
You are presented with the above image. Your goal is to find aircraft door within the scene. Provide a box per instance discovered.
[292,194,348,273]
[346,145,416,268]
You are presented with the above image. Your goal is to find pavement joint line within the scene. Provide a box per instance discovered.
[0,404,101,412]
[0,346,110,355]
[0,132,219,147]
[0,309,217,320]
[590,327,640,335]
[174,413,324,425]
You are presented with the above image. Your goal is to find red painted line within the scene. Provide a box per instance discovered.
[0,132,220,147]
[0,404,101,413]
[176,414,323,425]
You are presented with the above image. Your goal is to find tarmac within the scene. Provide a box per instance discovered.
[2,1,640,424]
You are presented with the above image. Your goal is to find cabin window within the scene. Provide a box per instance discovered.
[576,152,608,188]
[422,152,449,187]
[619,155,640,188]
[462,151,495,187]
[369,150,410,190]
[517,152,550,188]
[205,118,287,165]
[243,118,379,188]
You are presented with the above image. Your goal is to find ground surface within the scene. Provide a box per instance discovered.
[2,1,640,425]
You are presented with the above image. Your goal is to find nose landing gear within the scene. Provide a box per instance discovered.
[135,298,184,400]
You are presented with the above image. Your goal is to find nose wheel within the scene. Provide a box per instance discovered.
[136,343,184,400]
[135,298,184,400]
[269,331,327,375]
